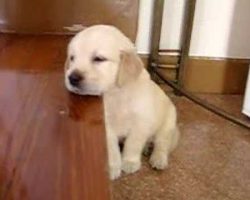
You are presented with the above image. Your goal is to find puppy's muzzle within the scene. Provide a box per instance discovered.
[68,71,83,87]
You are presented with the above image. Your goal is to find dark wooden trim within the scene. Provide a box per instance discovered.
[148,0,165,71]
[142,53,249,94]
[177,0,197,87]
[158,49,181,53]
[183,57,249,94]
[139,54,179,68]
[189,56,250,64]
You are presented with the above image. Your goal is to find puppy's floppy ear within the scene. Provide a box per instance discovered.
[116,50,143,87]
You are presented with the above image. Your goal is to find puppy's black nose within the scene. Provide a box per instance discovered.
[69,71,83,87]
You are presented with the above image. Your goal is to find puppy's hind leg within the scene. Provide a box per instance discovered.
[149,115,180,170]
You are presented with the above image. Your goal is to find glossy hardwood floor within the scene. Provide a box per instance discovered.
[0,34,110,200]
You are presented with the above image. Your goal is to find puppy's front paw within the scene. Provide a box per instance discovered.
[109,164,121,180]
[150,153,168,170]
[122,159,141,174]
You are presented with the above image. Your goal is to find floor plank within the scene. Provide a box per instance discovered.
[0,35,110,200]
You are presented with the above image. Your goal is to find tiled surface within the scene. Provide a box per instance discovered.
[111,95,250,200]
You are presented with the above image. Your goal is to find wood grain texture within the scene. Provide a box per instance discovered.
[0,34,110,200]
[0,0,139,41]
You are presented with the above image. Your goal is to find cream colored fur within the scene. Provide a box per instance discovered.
[65,25,180,180]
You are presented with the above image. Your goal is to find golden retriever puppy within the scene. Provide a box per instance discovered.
[65,25,180,180]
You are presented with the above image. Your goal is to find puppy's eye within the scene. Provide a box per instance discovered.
[70,55,74,62]
[92,56,107,63]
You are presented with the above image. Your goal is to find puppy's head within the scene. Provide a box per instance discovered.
[65,25,143,96]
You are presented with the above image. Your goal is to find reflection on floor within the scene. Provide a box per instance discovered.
[112,94,250,200]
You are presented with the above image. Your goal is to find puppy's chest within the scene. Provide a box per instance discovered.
[104,95,133,138]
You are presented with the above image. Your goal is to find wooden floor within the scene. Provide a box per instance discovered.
[0,34,110,200]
